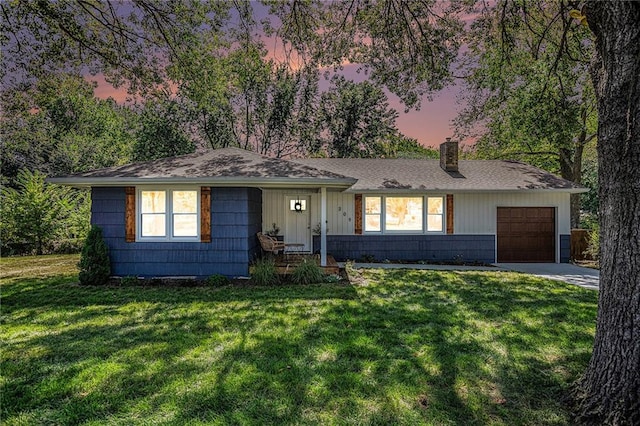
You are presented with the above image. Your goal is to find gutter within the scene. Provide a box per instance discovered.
[46,176,358,189]
[342,188,590,194]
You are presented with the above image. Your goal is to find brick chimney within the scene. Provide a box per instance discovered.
[440,138,458,172]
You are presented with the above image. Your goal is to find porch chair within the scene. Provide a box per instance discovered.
[257,232,287,255]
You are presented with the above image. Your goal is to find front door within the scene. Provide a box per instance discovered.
[285,195,311,252]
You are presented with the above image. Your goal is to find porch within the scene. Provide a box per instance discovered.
[272,254,340,275]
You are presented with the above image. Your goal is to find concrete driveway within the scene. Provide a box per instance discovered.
[494,263,599,290]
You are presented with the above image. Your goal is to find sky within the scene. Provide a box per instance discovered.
[91,65,463,150]
[313,63,464,149]
[90,2,469,150]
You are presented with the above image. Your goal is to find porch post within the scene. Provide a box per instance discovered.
[320,186,327,267]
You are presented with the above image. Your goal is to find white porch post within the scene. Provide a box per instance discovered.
[320,186,327,267]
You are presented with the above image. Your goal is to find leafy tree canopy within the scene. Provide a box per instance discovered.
[316,76,400,157]
[267,0,465,108]
[1,73,135,181]
[455,0,597,227]
[1,0,233,95]
[133,97,195,162]
[0,169,77,255]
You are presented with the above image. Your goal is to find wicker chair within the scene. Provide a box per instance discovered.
[257,232,286,255]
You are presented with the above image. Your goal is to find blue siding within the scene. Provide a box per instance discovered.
[314,234,496,264]
[91,187,262,278]
[560,234,570,263]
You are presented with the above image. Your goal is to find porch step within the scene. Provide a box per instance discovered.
[253,254,340,276]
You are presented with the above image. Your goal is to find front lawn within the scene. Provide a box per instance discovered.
[1,255,597,425]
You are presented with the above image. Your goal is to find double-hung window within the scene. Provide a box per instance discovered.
[138,188,199,240]
[363,195,445,234]
[427,196,444,232]
[364,197,382,232]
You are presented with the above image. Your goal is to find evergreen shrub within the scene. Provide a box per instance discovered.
[78,225,111,285]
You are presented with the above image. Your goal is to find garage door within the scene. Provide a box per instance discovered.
[497,207,555,262]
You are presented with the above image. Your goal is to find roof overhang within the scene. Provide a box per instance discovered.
[343,188,589,194]
[47,176,358,189]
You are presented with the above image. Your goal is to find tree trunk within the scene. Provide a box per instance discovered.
[572,2,640,425]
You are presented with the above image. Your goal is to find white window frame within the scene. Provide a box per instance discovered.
[364,196,382,233]
[426,196,445,233]
[136,187,201,242]
[362,194,446,235]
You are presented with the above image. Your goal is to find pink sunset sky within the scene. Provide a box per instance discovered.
[91,3,471,150]
[92,65,464,150]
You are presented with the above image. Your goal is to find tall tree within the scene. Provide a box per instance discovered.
[133,97,195,161]
[0,73,134,180]
[267,0,464,108]
[456,0,596,228]
[570,2,640,423]
[0,169,73,255]
[273,1,639,423]
[316,76,400,157]
[1,0,231,95]
[167,8,320,158]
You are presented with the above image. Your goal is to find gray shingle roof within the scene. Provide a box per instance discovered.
[291,158,587,192]
[49,148,356,188]
[49,147,586,193]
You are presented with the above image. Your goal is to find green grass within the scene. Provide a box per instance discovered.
[1,255,597,425]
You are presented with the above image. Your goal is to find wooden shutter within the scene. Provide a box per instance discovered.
[446,194,454,234]
[125,187,136,242]
[354,194,363,235]
[200,187,211,242]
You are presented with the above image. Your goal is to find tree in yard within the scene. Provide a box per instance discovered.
[456,0,596,228]
[168,11,320,158]
[569,2,640,423]
[0,169,72,255]
[267,0,464,109]
[0,1,232,96]
[0,73,135,180]
[273,1,639,422]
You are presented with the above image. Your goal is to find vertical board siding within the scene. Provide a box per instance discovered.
[455,192,571,234]
[326,191,355,235]
[265,190,571,236]
[262,189,354,236]
[92,187,262,278]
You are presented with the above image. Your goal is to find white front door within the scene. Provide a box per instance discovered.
[285,195,311,252]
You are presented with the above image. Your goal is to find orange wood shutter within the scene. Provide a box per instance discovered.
[200,187,211,242]
[354,194,363,235]
[125,187,136,242]
[446,194,454,234]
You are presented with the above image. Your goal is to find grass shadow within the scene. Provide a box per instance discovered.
[2,260,597,425]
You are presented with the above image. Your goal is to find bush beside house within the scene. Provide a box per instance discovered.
[78,226,111,285]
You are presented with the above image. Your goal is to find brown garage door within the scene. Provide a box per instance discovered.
[497,207,555,262]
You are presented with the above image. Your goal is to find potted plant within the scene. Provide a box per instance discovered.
[266,223,283,240]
